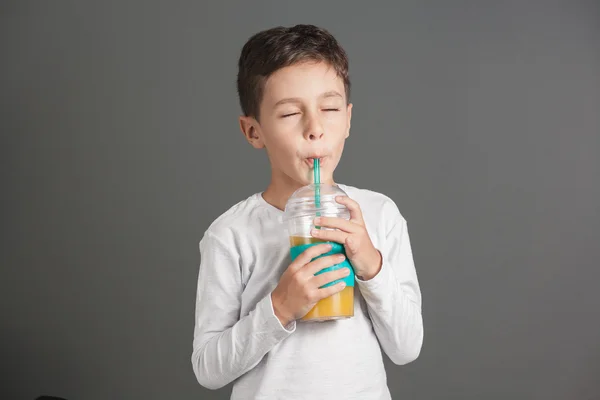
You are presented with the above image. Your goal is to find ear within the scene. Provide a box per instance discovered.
[345,103,353,139]
[239,115,265,149]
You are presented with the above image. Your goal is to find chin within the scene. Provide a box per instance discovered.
[298,172,333,186]
[297,175,313,186]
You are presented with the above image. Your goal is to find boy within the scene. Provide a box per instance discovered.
[191,24,423,399]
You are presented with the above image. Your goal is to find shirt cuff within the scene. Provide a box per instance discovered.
[355,255,394,308]
[259,293,296,335]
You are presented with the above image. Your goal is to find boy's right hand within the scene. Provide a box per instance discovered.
[271,243,350,326]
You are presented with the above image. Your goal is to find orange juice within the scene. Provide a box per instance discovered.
[290,236,354,321]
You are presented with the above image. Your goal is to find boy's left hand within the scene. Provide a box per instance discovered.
[311,196,382,281]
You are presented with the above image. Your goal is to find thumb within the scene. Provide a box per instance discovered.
[345,236,358,255]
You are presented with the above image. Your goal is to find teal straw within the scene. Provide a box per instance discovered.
[314,158,321,226]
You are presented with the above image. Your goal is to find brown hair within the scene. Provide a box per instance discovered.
[236,24,351,120]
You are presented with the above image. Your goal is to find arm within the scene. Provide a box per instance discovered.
[191,232,295,390]
[356,206,424,365]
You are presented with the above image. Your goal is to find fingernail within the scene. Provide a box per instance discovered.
[314,217,321,224]
[311,228,319,236]
[338,254,346,261]
[342,268,350,275]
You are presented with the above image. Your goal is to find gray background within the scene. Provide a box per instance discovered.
[2,1,599,399]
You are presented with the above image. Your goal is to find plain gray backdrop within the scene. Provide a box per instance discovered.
[2,1,599,399]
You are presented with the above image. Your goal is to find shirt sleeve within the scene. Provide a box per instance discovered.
[191,231,296,390]
[355,202,424,365]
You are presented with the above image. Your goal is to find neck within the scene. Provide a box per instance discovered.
[262,168,335,211]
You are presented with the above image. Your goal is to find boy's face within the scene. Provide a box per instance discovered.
[240,61,352,187]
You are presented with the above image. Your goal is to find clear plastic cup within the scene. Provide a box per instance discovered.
[283,183,355,321]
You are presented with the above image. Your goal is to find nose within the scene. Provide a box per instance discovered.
[303,112,324,141]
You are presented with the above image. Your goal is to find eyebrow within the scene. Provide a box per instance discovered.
[273,90,343,107]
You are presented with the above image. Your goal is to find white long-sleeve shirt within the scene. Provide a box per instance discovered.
[191,184,423,400]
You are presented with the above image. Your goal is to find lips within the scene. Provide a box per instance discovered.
[304,156,327,168]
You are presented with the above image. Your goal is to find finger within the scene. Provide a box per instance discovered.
[310,227,349,244]
[336,196,364,223]
[313,216,358,233]
[311,267,351,288]
[315,281,347,300]
[304,253,346,276]
[291,243,333,270]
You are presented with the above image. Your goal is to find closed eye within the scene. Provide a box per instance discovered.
[281,112,300,118]
[323,108,340,112]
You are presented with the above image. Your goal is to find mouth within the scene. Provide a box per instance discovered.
[304,156,327,168]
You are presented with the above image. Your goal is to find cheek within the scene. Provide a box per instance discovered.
[333,142,346,159]
[266,133,298,161]
[261,122,296,150]
[323,112,349,130]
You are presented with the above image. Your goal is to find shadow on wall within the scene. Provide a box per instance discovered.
[36,397,68,400]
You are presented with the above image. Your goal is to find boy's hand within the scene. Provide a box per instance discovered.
[271,243,349,327]
[310,196,382,281]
